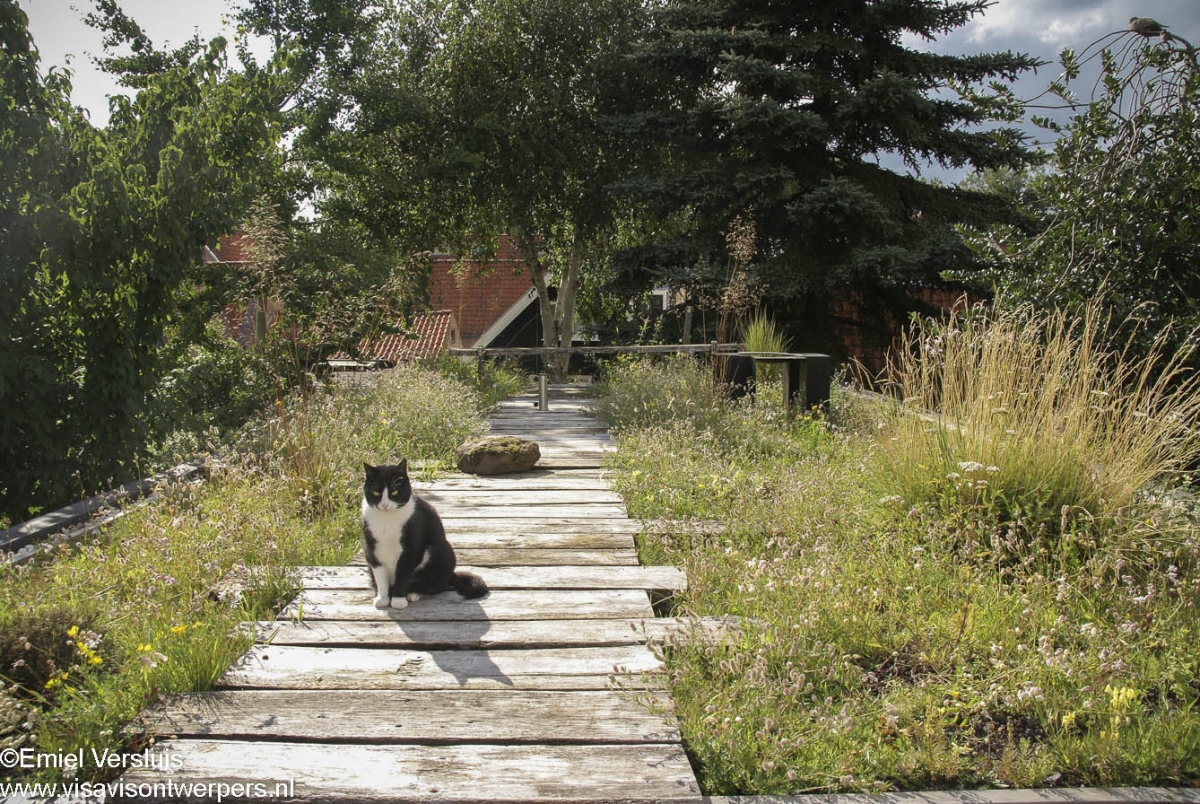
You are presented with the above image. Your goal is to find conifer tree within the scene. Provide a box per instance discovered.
[612,0,1042,309]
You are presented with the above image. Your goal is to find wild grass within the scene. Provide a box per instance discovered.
[0,361,489,783]
[596,308,1200,794]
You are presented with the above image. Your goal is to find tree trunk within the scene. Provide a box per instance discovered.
[514,225,583,382]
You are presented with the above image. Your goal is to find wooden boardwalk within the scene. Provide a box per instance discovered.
[125,385,702,802]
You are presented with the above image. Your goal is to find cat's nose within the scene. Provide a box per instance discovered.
[378,499,393,510]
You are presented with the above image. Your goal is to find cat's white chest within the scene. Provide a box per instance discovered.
[362,497,416,573]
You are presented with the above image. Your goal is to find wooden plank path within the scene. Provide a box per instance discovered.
[123,384,702,802]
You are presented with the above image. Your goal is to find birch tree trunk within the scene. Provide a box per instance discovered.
[515,226,584,382]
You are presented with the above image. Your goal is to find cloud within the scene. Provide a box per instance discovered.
[963,0,1111,50]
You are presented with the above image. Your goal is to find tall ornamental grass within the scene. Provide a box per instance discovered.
[875,302,1200,546]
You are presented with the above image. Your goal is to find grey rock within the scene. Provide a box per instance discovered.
[455,436,541,475]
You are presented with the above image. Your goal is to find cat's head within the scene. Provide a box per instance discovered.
[363,460,411,511]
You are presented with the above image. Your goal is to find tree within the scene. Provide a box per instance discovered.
[609,0,1042,334]
[256,0,653,378]
[964,18,1200,357]
[0,0,281,523]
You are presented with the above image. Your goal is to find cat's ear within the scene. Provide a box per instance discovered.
[363,462,376,475]
[398,458,408,475]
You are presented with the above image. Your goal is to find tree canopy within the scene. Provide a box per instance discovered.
[248,0,653,376]
[0,0,282,522]
[960,22,1200,357]
[609,0,1043,309]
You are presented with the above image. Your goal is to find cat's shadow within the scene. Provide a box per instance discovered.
[382,593,514,688]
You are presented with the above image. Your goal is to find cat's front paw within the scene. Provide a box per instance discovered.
[389,597,409,609]
[373,595,391,609]
[406,592,422,603]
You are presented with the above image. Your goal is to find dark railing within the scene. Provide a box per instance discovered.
[447,342,742,358]
[450,343,831,411]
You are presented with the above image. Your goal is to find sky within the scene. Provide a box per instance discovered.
[20,0,1200,184]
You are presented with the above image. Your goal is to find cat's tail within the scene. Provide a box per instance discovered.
[452,571,489,599]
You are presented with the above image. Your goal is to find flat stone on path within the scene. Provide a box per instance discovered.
[455,435,541,475]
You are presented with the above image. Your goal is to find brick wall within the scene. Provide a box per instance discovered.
[430,237,533,346]
[823,286,977,377]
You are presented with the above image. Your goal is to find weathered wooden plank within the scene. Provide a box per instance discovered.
[117,740,699,803]
[487,423,606,432]
[496,435,613,446]
[415,504,628,519]
[445,531,637,550]
[349,531,634,555]
[421,490,625,506]
[279,588,655,621]
[488,426,609,436]
[522,456,611,468]
[220,644,663,690]
[489,414,605,424]
[134,689,679,744]
[252,617,738,650]
[292,565,686,591]
[432,519,640,536]
[414,474,615,491]
[452,548,638,566]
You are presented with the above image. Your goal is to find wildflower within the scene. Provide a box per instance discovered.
[43,671,69,691]
[137,644,169,670]
[66,625,79,639]
[170,625,188,637]
[957,461,985,473]
[73,641,103,666]
[1107,685,1137,709]
[1016,683,1044,702]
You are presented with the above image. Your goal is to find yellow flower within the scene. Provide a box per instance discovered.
[66,625,79,638]
[170,625,188,637]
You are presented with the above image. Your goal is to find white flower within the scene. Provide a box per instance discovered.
[957,461,985,473]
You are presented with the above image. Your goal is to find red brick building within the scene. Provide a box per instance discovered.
[428,237,540,348]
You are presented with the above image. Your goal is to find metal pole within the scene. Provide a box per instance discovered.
[538,373,549,411]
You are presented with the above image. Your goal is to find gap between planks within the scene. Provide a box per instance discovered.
[284,564,686,591]
[252,617,738,650]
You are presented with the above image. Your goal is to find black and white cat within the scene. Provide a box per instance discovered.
[361,461,488,609]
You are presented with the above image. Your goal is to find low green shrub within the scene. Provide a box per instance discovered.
[425,353,527,411]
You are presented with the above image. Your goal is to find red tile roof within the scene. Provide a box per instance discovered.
[331,310,460,363]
